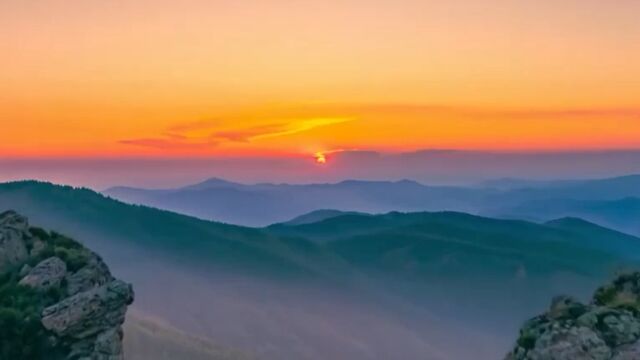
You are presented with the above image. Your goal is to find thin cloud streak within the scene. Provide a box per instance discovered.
[331,104,640,120]
[120,117,352,150]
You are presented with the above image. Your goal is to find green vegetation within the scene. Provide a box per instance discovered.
[0,181,337,279]
[0,226,91,359]
[26,227,91,272]
[2,181,638,284]
[0,267,67,358]
[593,272,640,312]
[516,332,537,350]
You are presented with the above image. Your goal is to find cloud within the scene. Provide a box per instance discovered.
[311,103,640,121]
[213,123,286,142]
[119,103,640,152]
[119,137,218,150]
[249,117,352,140]
[167,119,221,133]
[492,108,640,120]
[120,117,352,150]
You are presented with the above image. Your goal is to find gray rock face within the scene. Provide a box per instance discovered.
[94,328,124,359]
[40,275,134,360]
[507,272,640,360]
[0,211,30,271]
[612,340,640,360]
[42,280,134,339]
[527,325,611,360]
[19,256,67,290]
[66,254,113,296]
[0,211,134,360]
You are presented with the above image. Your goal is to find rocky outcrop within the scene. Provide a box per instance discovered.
[507,273,640,360]
[0,210,30,271]
[65,254,114,296]
[19,256,67,290]
[42,280,134,338]
[0,210,134,359]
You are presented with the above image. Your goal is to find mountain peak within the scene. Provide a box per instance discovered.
[181,177,244,190]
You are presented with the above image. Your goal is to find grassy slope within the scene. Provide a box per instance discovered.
[124,311,253,360]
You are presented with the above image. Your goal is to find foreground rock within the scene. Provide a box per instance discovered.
[0,210,134,359]
[19,256,67,290]
[0,210,30,271]
[506,273,640,360]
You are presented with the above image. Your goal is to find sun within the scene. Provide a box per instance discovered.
[314,152,327,164]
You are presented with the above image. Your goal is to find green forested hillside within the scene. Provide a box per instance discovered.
[2,181,639,360]
[0,181,342,279]
[3,181,638,285]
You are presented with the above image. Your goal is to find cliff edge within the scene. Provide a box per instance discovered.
[507,272,640,360]
[0,210,134,359]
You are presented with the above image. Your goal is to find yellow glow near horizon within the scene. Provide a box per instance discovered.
[314,152,327,164]
[1,0,639,158]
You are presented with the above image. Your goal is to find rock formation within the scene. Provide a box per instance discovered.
[507,272,640,360]
[0,210,134,359]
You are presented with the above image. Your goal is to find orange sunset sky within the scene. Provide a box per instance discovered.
[1,0,639,160]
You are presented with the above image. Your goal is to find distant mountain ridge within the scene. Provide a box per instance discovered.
[280,209,370,226]
[104,177,493,226]
[487,197,640,236]
[4,180,640,359]
[105,175,640,236]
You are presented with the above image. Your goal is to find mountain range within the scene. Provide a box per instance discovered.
[104,175,640,236]
[2,180,640,359]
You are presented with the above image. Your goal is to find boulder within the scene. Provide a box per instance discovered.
[526,325,611,360]
[0,211,134,359]
[577,308,640,347]
[0,211,29,271]
[19,256,67,290]
[42,280,134,339]
[507,272,640,359]
[66,254,113,296]
[612,340,640,360]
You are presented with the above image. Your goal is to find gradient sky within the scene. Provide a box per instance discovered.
[1,0,639,161]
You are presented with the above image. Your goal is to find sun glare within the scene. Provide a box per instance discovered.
[314,152,327,164]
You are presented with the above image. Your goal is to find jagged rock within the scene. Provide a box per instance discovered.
[0,210,29,230]
[527,325,611,360]
[549,296,588,320]
[507,272,640,360]
[66,254,113,296]
[94,328,124,359]
[41,279,133,359]
[0,210,29,271]
[42,280,134,338]
[612,340,640,360]
[19,256,67,290]
[578,308,640,347]
[0,211,134,359]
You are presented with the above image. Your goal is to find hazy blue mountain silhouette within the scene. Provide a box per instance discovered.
[106,175,640,236]
[485,197,640,236]
[105,179,491,226]
[6,180,640,359]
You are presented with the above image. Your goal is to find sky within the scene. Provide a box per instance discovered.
[1,0,639,183]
